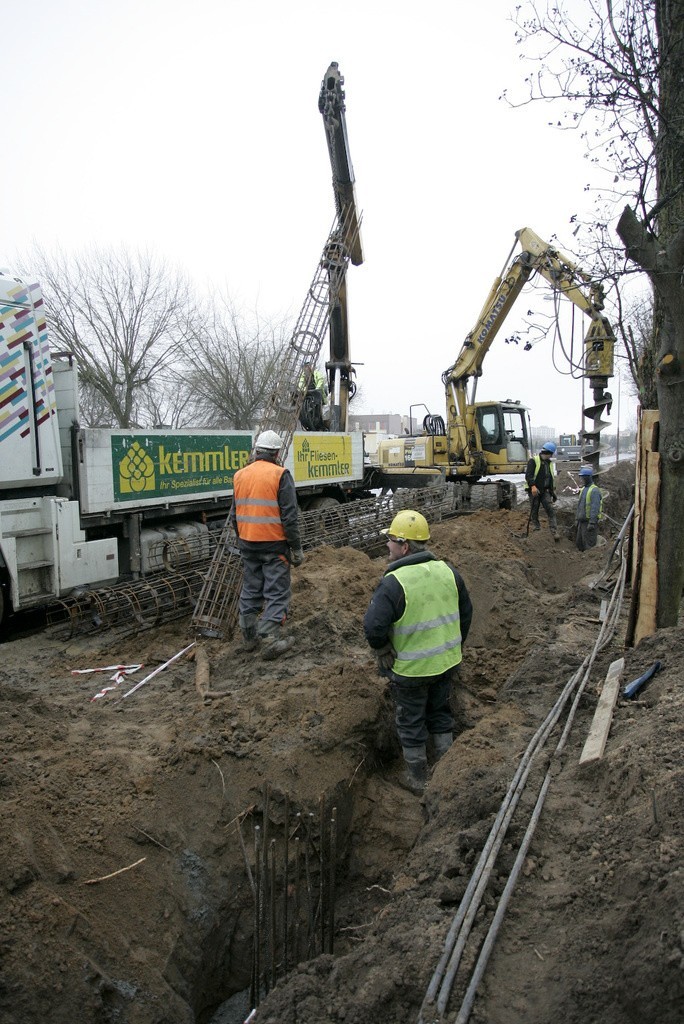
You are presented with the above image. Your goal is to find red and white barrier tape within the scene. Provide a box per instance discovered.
[71,664,144,701]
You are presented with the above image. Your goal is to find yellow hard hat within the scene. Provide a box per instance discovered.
[381,509,430,542]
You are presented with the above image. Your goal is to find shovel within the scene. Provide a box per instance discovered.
[516,496,537,539]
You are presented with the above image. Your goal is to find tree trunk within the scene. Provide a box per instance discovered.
[654,285,684,625]
[617,206,684,627]
[616,0,684,627]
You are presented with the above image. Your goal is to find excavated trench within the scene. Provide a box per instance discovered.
[1,461,650,1024]
[159,479,635,1023]
[151,602,584,1024]
[162,706,410,1024]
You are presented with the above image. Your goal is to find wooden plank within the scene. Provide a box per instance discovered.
[579,658,626,765]
[626,410,659,646]
[634,449,660,644]
[631,410,657,587]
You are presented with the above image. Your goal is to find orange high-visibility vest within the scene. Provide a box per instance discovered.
[233,460,287,543]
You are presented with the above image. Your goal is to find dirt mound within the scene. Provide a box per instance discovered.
[2,462,682,1024]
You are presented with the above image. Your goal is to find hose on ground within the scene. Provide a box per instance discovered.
[419,529,629,1024]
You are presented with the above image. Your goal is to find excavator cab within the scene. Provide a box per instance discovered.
[474,402,530,472]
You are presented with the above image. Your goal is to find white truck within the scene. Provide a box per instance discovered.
[0,271,367,625]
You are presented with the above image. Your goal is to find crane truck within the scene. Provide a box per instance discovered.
[0,61,374,629]
[0,272,371,627]
[373,227,616,502]
[318,60,363,434]
[297,61,363,436]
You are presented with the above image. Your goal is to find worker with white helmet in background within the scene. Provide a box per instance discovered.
[363,509,473,795]
[524,440,559,541]
[575,465,603,551]
[229,430,305,660]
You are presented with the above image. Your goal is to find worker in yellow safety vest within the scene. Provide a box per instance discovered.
[363,509,473,795]
[575,465,604,551]
[299,362,328,400]
[524,441,559,541]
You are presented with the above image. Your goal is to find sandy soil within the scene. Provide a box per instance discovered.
[1,460,682,1024]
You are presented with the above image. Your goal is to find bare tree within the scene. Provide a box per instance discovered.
[509,0,684,625]
[22,245,199,428]
[615,293,659,409]
[181,298,290,429]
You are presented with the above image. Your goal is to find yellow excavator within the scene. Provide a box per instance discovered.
[374,227,616,499]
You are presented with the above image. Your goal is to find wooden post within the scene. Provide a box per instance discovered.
[626,410,660,646]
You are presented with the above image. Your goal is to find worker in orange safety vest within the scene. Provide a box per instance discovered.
[229,430,304,660]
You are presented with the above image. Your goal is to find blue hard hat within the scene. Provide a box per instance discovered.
[541,441,557,454]
[579,466,593,477]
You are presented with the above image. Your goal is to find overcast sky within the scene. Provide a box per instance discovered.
[4,0,636,437]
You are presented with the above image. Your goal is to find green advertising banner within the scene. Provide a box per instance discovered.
[111,433,253,503]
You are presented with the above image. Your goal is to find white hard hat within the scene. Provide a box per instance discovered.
[255,429,283,451]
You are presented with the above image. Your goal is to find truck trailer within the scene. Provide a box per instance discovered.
[0,271,367,625]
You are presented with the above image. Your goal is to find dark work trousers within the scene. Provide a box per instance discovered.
[390,670,457,747]
[529,491,557,533]
[576,521,598,551]
[239,550,291,634]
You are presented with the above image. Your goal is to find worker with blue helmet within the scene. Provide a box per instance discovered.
[524,441,559,540]
[575,465,603,551]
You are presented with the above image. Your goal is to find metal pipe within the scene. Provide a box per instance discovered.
[319,795,326,954]
[328,807,337,954]
[253,825,261,1008]
[304,813,315,957]
[423,548,629,1022]
[454,774,553,1024]
[452,571,628,1024]
[269,839,277,989]
[293,836,301,966]
[422,658,588,1014]
[283,794,290,974]
[262,785,270,995]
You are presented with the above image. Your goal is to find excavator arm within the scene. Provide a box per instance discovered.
[442,226,615,473]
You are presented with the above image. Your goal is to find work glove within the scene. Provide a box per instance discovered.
[552,494,558,503]
[290,548,305,567]
[374,643,396,674]
[530,485,539,497]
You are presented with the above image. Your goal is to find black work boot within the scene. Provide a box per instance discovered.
[400,745,429,795]
[259,623,294,661]
[241,625,259,652]
[261,635,295,661]
[431,732,453,763]
[239,614,260,652]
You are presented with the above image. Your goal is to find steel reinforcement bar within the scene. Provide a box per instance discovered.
[47,481,478,637]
